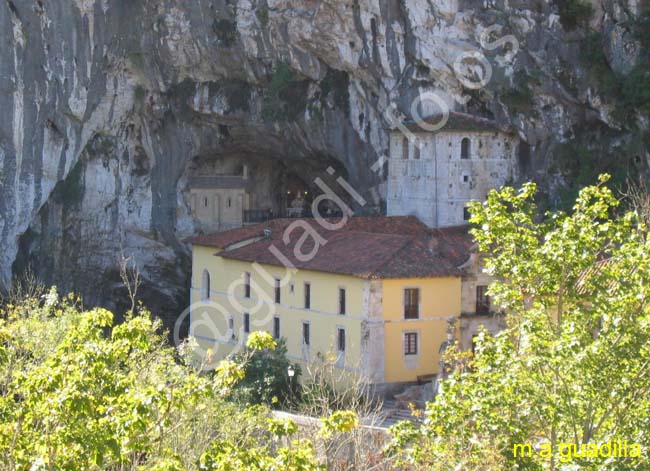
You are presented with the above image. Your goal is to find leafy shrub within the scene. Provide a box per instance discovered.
[621,11,650,113]
[51,161,84,206]
[390,177,650,470]
[256,6,269,29]
[231,338,301,406]
[212,18,239,47]
[501,69,540,116]
[581,31,621,96]
[0,292,321,470]
[319,68,350,116]
[579,14,650,116]
[262,63,309,121]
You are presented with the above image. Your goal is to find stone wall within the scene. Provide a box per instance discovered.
[361,279,386,384]
[387,130,518,227]
[458,314,507,352]
[2,0,647,323]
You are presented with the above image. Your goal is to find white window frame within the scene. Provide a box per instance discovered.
[403,330,421,370]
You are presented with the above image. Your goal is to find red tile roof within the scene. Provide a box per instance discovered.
[187,216,430,249]
[189,216,474,279]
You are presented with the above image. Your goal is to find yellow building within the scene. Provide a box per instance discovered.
[188,216,476,394]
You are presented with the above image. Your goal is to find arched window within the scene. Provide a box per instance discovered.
[461,137,471,159]
[414,141,421,160]
[202,269,211,300]
[402,137,409,160]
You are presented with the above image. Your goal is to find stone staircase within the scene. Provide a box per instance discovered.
[379,399,423,428]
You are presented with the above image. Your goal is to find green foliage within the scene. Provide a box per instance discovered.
[52,161,84,206]
[319,411,359,439]
[579,13,650,116]
[198,439,323,471]
[262,63,309,121]
[212,18,239,47]
[245,330,277,350]
[266,417,299,437]
[256,6,269,29]
[620,13,650,114]
[556,0,594,30]
[581,31,622,97]
[390,176,650,470]
[231,338,301,406]
[632,10,650,51]
[621,66,650,113]
[0,292,322,470]
[319,68,351,116]
[550,141,631,210]
[501,69,540,116]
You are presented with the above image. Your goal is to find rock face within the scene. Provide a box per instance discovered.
[0,0,648,323]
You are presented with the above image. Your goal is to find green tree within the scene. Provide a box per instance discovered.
[0,294,323,470]
[389,175,650,470]
[232,338,301,407]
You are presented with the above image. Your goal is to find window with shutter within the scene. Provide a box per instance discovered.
[339,288,346,315]
[476,285,491,314]
[304,283,311,309]
[273,316,280,339]
[404,288,420,319]
[244,272,251,298]
[337,328,346,352]
[275,278,281,304]
[243,313,250,334]
[404,332,418,355]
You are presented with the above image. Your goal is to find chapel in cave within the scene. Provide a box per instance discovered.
[188,164,314,231]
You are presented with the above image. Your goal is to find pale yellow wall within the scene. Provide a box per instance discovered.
[191,246,464,385]
[381,277,462,383]
[191,245,365,375]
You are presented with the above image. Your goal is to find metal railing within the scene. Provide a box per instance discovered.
[244,209,273,224]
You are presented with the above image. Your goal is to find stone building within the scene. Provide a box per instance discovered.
[457,250,507,352]
[387,112,519,228]
[189,166,251,232]
[385,111,516,359]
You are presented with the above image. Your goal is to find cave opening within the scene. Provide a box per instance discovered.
[185,148,352,232]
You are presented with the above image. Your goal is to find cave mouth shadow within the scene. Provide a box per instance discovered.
[184,149,357,226]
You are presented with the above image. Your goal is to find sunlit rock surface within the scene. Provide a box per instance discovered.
[0,0,647,323]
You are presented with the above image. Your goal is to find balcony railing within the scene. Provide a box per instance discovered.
[243,208,345,223]
[244,209,273,224]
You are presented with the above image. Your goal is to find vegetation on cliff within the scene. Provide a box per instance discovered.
[2,176,649,470]
[389,175,650,470]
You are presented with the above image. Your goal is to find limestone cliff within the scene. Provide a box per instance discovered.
[1,0,648,322]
